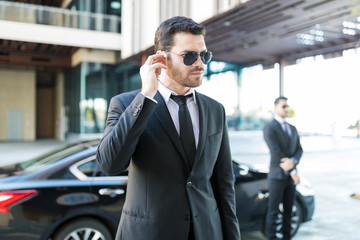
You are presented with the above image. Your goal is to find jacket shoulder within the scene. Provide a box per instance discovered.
[110,89,141,105]
[112,89,141,100]
[264,119,278,129]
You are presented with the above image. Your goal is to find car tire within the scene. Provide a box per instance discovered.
[289,199,303,237]
[53,217,113,240]
[263,198,303,239]
[275,198,303,239]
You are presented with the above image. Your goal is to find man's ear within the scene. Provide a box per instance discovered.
[156,50,167,65]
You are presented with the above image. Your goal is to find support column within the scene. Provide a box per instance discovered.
[80,62,87,134]
[236,66,243,130]
[279,59,285,96]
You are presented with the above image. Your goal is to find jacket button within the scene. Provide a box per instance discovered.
[187,182,192,188]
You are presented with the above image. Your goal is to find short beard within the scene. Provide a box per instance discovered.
[184,66,204,87]
[184,75,202,88]
[165,55,204,87]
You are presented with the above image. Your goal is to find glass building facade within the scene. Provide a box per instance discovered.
[64,62,140,136]
[64,48,360,138]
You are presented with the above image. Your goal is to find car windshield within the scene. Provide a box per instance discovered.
[18,141,98,174]
[17,145,85,174]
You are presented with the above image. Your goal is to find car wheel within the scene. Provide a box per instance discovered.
[275,199,303,239]
[53,217,113,240]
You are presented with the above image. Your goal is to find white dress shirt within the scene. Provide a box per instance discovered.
[157,82,199,148]
[274,115,291,137]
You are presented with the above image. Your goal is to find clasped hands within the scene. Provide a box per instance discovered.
[280,157,295,171]
[280,158,300,185]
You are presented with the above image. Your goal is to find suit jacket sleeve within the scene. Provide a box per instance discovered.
[211,106,241,240]
[263,123,287,161]
[291,126,303,163]
[96,92,157,175]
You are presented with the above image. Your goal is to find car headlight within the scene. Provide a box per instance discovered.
[296,177,315,197]
[239,165,249,175]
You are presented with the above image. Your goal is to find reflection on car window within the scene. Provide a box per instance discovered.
[19,145,88,173]
[69,156,128,180]
[78,160,96,177]
[77,160,128,177]
[76,159,128,178]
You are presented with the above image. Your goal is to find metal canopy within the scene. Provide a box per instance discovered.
[0,40,77,69]
[202,0,360,67]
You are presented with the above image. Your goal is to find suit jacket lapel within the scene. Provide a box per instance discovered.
[153,92,191,171]
[275,120,290,141]
[194,92,208,165]
[288,125,297,154]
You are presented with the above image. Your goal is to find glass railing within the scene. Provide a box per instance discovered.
[0,1,121,33]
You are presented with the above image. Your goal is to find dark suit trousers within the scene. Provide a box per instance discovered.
[266,178,295,240]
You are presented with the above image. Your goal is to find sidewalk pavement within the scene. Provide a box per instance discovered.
[229,130,360,154]
[229,130,360,168]
[0,139,66,166]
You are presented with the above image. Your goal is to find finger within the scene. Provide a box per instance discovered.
[145,54,166,65]
[149,62,168,70]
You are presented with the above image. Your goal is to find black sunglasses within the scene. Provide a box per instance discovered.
[169,51,213,66]
[282,105,289,109]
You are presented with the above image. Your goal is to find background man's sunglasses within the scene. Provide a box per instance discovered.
[169,51,213,65]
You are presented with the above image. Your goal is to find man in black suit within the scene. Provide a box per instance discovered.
[96,16,240,240]
[263,96,302,240]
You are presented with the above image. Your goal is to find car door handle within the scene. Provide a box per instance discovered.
[99,188,125,196]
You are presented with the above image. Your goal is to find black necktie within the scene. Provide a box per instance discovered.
[170,94,196,167]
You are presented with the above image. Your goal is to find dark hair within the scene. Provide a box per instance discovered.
[154,16,206,52]
[274,96,288,105]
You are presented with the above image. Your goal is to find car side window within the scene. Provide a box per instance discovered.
[75,159,128,178]
[70,156,129,180]
[78,161,96,177]
[93,161,128,177]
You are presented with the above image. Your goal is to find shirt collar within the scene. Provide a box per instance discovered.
[274,114,286,124]
[158,81,196,104]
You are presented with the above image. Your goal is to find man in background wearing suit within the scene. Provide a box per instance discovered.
[96,16,240,240]
[263,96,303,240]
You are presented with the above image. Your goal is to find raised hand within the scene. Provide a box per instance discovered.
[140,53,168,98]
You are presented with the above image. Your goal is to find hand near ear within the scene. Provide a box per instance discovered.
[140,53,167,98]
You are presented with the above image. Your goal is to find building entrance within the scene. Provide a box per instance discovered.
[36,71,55,139]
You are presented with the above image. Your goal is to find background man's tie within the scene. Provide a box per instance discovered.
[171,94,196,167]
[282,121,292,137]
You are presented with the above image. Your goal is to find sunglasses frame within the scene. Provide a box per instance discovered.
[168,50,213,66]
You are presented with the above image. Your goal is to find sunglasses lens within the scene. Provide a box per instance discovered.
[183,51,212,65]
[201,51,212,64]
[183,52,198,66]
